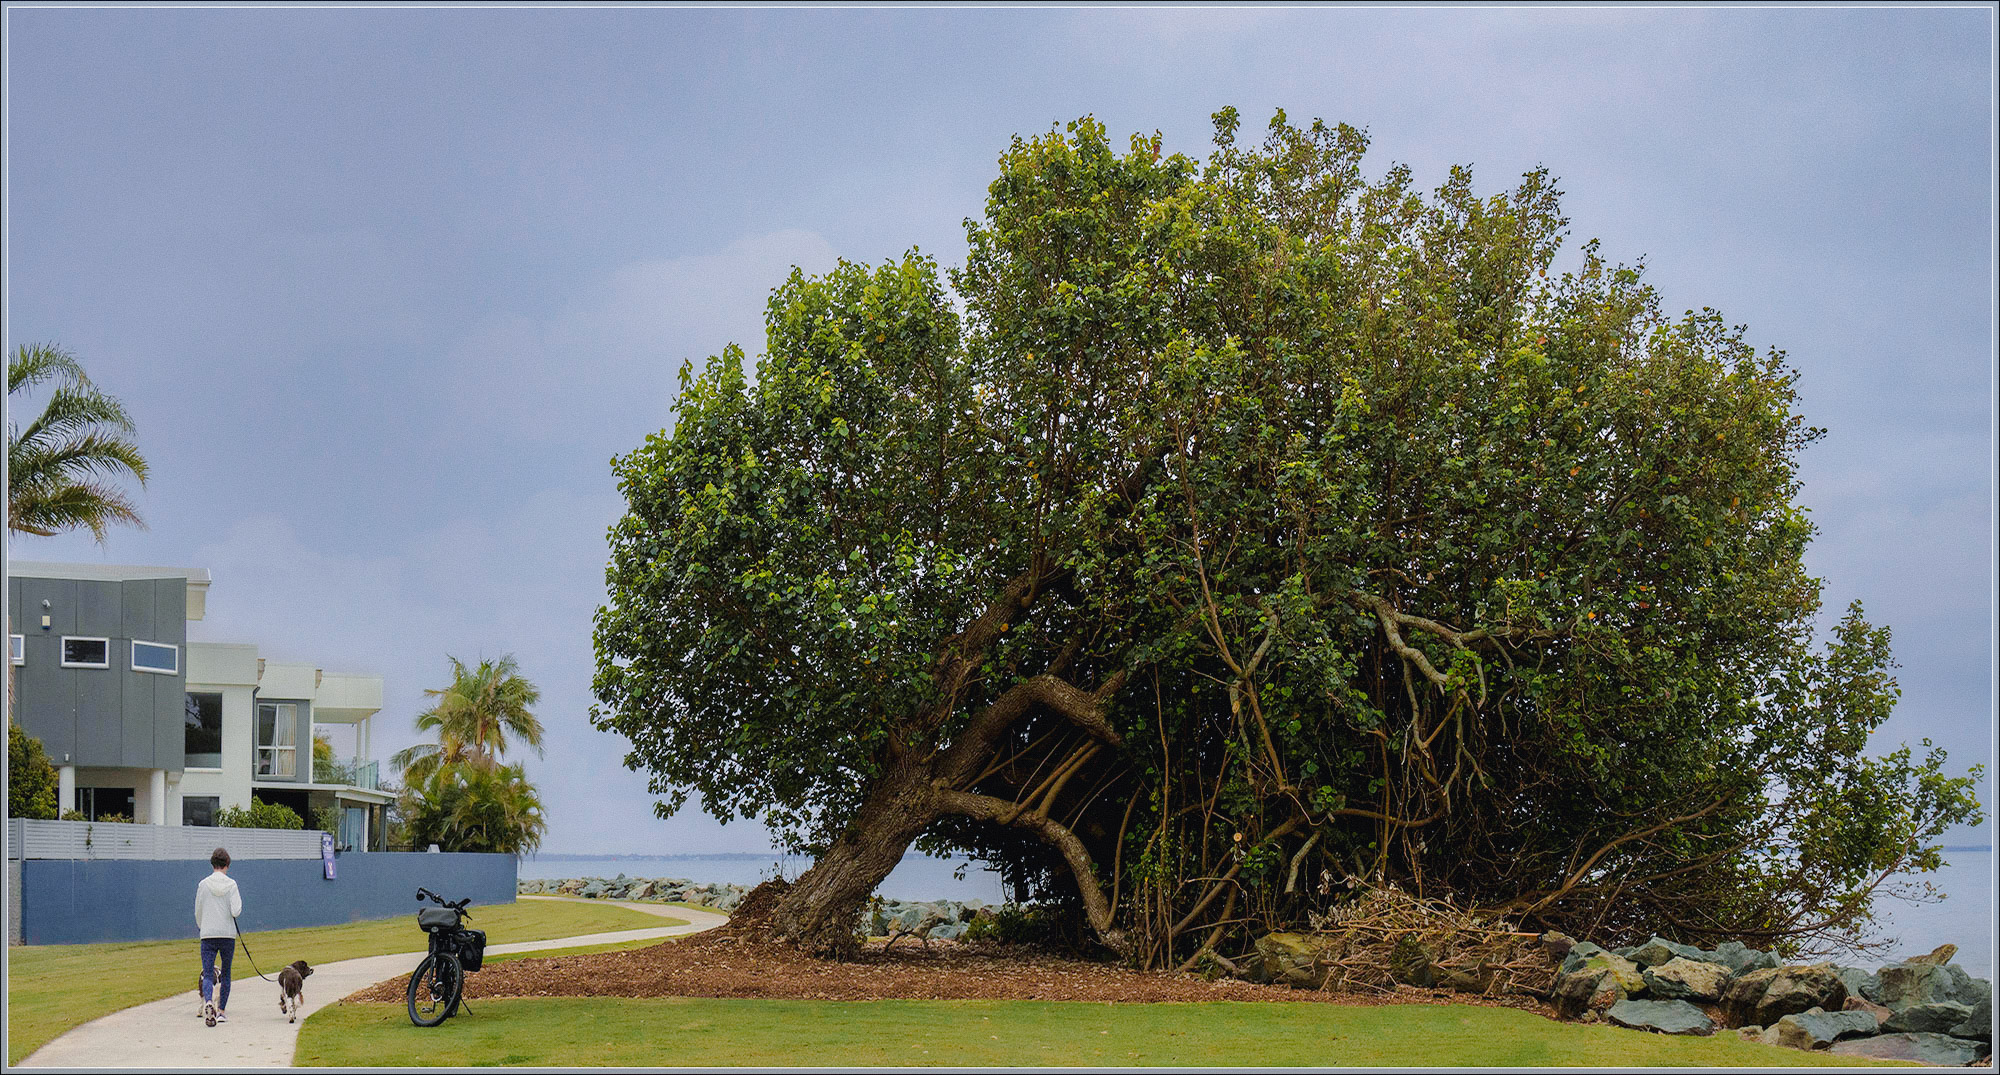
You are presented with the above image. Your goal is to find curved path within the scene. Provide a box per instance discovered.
[18,896,729,1069]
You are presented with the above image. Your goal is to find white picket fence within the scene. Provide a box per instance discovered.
[4,818,326,861]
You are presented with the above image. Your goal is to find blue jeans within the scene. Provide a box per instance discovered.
[200,938,235,1010]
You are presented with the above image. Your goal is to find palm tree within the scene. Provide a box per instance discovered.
[445,763,547,855]
[401,761,547,855]
[7,343,150,541]
[390,655,545,786]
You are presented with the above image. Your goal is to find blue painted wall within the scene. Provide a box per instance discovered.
[18,852,517,945]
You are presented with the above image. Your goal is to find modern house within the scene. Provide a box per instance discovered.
[6,561,392,850]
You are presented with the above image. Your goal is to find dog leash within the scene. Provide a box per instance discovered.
[230,915,279,983]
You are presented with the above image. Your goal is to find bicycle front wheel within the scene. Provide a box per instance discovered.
[406,952,463,1027]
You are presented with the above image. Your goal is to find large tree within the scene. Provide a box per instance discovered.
[592,111,1981,961]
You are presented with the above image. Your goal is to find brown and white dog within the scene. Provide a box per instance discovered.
[277,960,313,1022]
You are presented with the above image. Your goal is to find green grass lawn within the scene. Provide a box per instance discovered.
[5,899,666,1064]
[298,997,1906,1068]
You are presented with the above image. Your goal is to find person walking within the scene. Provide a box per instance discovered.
[194,847,242,1026]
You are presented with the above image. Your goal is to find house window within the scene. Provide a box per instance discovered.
[185,692,224,767]
[132,640,179,674]
[60,637,110,668]
[75,787,135,821]
[8,635,21,665]
[257,702,298,778]
[183,796,220,827]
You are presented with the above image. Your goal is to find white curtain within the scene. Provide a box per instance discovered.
[262,703,298,778]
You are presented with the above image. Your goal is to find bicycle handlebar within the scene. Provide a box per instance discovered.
[414,887,473,916]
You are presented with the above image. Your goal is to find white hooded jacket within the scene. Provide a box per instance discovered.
[194,871,243,939]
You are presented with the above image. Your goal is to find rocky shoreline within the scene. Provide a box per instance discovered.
[1544,934,1992,1064]
[1252,923,1993,1065]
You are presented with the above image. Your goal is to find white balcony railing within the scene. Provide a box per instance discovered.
[312,757,380,791]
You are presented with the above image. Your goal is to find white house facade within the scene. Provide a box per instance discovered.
[7,561,392,849]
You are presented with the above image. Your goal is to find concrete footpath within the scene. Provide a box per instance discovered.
[19,896,728,1069]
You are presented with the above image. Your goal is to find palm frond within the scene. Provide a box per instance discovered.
[7,343,88,395]
[7,343,148,542]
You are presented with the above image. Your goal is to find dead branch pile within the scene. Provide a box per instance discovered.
[1295,883,1557,998]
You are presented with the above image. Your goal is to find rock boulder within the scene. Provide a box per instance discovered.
[1555,952,1646,1019]
[1722,963,1846,1028]
[1881,1001,1975,1035]
[1622,936,1710,969]
[1829,1032,1990,1066]
[1255,932,1334,989]
[1712,940,1778,976]
[1643,957,1731,1002]
[1773,1008,1878,1050]
[1605,999,1715,1036]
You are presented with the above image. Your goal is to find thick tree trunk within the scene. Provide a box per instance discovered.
[764,759,940,958]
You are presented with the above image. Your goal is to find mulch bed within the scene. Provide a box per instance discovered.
[342,932,1556,1015]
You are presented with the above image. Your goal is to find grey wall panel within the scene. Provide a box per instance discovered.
[74,661,123,768]
[121,580,155,643]
[17,634,75,763]
[12,580,72,759]
[121,669,147,768]
[135,579,188,770]
[18,853,520,945]
[156,680,185,772]
[73,579,122,639]
[19,578,77,637]
[156,578,187,645]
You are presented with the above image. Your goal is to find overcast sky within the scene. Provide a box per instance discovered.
[4,6,1992,853]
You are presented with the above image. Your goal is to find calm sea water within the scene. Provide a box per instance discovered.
[521,849,1993,978]
[520,852,1009,904]
[1863,850,1992,978]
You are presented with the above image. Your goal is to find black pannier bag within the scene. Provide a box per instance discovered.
[454,928,488,972]
[417,907,459,932]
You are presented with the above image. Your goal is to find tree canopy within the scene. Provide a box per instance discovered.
[592,110,1981,962]
[8,723,59,820]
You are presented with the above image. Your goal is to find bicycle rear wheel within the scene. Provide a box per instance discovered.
[406,952,462,1027]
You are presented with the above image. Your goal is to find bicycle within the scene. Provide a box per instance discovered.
[407,887,487,1027]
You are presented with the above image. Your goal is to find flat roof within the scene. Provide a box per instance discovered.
[7,560,212,585]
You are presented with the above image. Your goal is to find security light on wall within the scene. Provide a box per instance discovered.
[41,598,50,630]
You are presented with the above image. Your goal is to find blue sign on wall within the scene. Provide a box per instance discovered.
[322,832,337,880]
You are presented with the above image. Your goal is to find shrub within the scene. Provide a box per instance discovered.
[216,797,304,830]
[962,904,1069,946]
[7,722,59,819]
